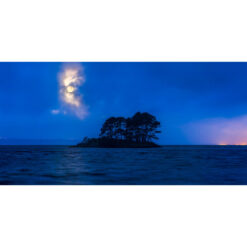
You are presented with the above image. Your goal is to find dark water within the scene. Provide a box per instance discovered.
[0,145,247,185]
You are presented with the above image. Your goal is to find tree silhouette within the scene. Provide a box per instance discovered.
[100,117,116,139]
[99,112,161,143]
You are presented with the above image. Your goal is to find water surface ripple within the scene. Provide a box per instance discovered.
[0,145,247,185]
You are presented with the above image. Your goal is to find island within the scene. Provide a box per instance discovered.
[75,112,161,148]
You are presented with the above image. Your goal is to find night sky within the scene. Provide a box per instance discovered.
[1,62,247,145]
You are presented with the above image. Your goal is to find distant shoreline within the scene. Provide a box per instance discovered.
[0,144,246,147]
[73,141,160,148]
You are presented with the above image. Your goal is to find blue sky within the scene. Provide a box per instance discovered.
[1,62,247,144]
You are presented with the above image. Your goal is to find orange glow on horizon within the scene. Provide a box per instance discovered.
[219,143,247,146]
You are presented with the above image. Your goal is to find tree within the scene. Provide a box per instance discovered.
[100,117,116,139]
[127,112,161,143]
[99,112,161,143]
[115,117,126,140]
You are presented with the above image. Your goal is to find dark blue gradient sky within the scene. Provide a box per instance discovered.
[1,62,247,144]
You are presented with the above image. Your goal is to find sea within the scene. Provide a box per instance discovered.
[0,145,247,185]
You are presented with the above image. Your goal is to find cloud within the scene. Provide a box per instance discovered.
[184,115,247,145]
[51,109,60,115]
[57,63,88,119]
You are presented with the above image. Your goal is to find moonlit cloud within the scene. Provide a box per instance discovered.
[56,63,88,119]
[51,109,60,115]
[184,115,247,145]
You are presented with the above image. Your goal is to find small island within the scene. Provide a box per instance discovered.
[75,112,161,148]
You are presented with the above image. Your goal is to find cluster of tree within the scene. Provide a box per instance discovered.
[99,112,161,143]
[77,112,161,148]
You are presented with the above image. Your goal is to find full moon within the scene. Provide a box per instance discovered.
[67,86,75,93]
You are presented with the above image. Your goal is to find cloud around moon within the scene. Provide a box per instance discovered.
[52,63,88,119]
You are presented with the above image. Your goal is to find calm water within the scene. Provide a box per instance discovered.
[0,145,247,185]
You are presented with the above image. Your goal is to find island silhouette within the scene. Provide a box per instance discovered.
[76,112,161,148]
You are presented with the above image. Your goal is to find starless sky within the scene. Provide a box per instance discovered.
[1,62,247,145]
